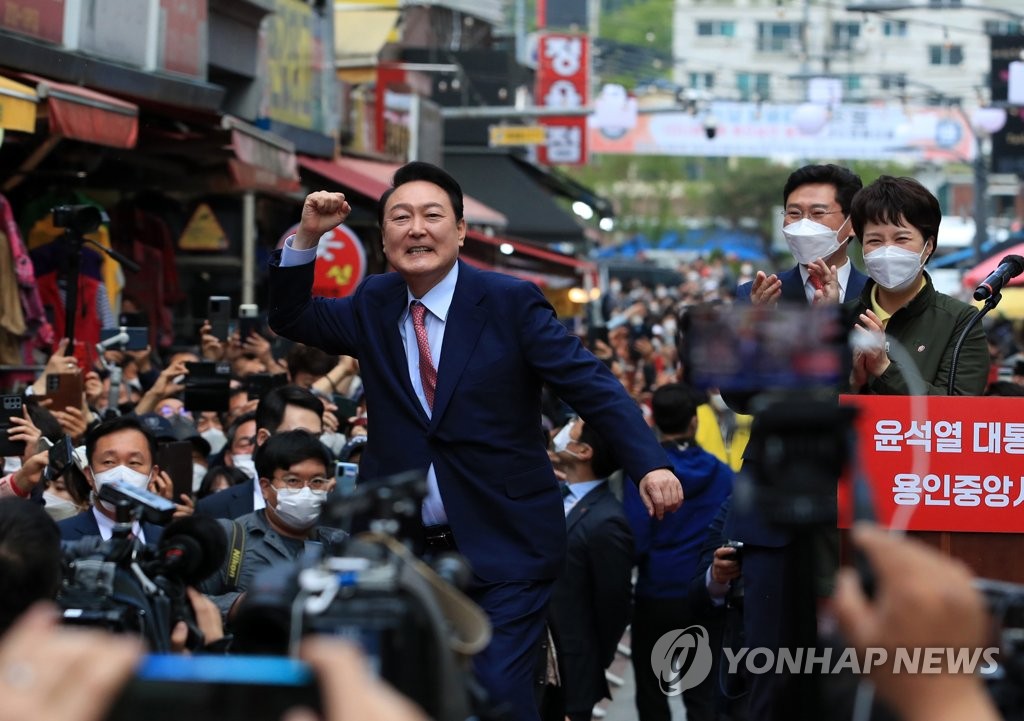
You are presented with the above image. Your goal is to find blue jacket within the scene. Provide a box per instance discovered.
[624,441,733,598]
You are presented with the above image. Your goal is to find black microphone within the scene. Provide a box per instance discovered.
[974,255,1024,301]
[157,515,227,585]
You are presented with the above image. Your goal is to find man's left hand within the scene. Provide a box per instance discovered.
[638,469,683,519]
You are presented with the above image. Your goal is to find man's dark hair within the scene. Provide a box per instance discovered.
[254,429,333,481]
[255,385,324,434]
[652,383,698,437]
[86,415,157,466]
[225,411,257,450]
[285,344,338,380]
[377,161,465,227]
[783,163,863,216]
[850,175,942,260]
[577,422,620,480]
[0,498,62,633]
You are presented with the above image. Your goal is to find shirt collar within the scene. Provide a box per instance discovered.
[567,478,606,502]
[405,262,459,322]
[91,505,144,542]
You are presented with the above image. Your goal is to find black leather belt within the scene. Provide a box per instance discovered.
[423,524,458,552]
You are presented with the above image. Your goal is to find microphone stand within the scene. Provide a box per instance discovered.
[947,290,999,395]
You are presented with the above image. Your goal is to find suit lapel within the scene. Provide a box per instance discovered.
[429,261,487,430]
[566,484,606,533]
[779,267,808,303]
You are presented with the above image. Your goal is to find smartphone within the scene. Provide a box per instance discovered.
[107,654,320,721]
[44,434,75,477]
[336,461,359,497]
[245,372,288,401]
[119,311,148,328]
[100,326,149,351]
[0,395,25,457]
[238,303,260,341]
[207,296,231,342]
[183,362,232,413]
[332,396,359,420]
[44,372,84,413]
[586,325,609,347]
[157,440,194,500]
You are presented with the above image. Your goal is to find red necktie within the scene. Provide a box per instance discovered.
[809,275,824,292]
[411,302,437,409]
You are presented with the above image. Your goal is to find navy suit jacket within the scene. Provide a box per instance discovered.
[195,478,255,520]
[268,257,669,582]
[736,264,869,305]
[58,509,164,544]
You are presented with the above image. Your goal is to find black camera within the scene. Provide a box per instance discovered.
[59,483,226,653]
[51,204,104,235]
[230,471,490,721]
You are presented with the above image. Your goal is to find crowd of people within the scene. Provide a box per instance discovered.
[0,160,1019,721]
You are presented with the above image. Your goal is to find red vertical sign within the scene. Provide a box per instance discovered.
[0,0,65,43]
[160,0,206,78]
[536,33,589,166]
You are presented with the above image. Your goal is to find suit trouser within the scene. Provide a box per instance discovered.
[468,576,554,721]
[631,595,715,721]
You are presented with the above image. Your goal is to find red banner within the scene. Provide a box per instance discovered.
[1,0,65,43]
[840,395,1024,533]
[160,0,206,78]
[279,223,366,299]
[535,32,588,166]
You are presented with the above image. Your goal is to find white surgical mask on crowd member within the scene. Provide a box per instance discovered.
[192,463,207,492]
[782,217,850,266]
[551,421,576,454]
[42,492,79,521]
[3,456,21,474]
[274,487,327,530]
[863,245,927,292]
[231,453,257,480]
[92,465,152,493]
[662,320,677,338]
[201,427,228,456]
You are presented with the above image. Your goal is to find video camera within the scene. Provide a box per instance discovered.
[230,470,491,721]
[58,480,226,653]
[52,204,104,235]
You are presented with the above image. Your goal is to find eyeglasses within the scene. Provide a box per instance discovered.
[272,474,332,491]
[782,208,843,223]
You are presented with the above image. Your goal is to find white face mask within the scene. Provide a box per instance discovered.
[782,217,850,266]
[43,492,80,521]
[551,421,576,454]
[232,453,257,480]
[864,245,927,292]
[3,456,21,474]
[273,486,327,530]
[91,465,152,493]
[192,463,208,493]
[201,428,228,455]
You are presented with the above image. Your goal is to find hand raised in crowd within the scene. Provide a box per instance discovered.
[749,270,782,306]
[169,587,224,653]
[147,469,175,501]
[806,258,840,305]
[0,603,142,721]
[199,320,226,362]
[711,545,742,586]
[135,360,189,415]
[83,371,104,408]
[10,450,49,497]
[283,636,428,721]
[172,493,195,520]
[590,339,613,361]
[31,339,79,396]
[50,405,89,444]
[294,191,351,249]
[8,405,42,464]
[241,330,284,374]
[833,523,1000,721]
[637,468,684,520]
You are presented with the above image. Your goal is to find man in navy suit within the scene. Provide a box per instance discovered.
[737,163,867,306]
[58,416,167,544]
[267,162,683,721]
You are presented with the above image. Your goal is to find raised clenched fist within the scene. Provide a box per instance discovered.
[294,191,351,249]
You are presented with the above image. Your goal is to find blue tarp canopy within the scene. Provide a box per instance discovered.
[596,228,768,260]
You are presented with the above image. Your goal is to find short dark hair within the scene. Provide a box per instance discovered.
[850,175,941,259]
[86,415,157,467]
[196,465,250,499]
[254,429,333,481]
[377,161,465,228]
[255,385,324,434]
[652,383,698,436]
[0,498,62,633]
[577,422,620,480]
[285,344,338,379]
[783,164,863,216]
[225,411,257,449]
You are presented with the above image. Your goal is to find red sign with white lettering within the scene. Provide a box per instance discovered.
[1,0,65,43]
[535,32,589,166]
[839,395,1024,533]
[280,223,366,299]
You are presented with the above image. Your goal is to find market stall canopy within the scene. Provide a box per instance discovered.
[25,73,138,148]
[0,75,37,133]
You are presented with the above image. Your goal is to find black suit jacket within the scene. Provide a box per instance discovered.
[58,509,164,544]
[549,483,634,715]
[195,479,256,520]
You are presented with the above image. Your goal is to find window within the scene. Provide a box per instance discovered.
[879,73,907,91]
[757,22,801,53]
[842,75,861,93]
[929,44,963,65]
[832,22,860,52]
[883,20,907,37]
[737,72,771,101]
[696,20,736,37]
[689,72,715,90]
[985,20,1022,36]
